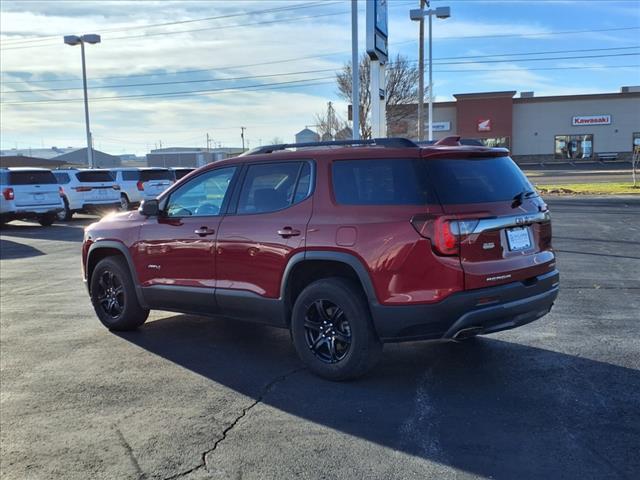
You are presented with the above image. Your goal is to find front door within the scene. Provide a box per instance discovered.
[215,161,314,323]
[133,166,238,313]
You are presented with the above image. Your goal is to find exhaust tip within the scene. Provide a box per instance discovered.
[452,326,484,341]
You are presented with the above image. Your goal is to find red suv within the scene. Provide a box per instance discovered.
[82,137,559,380]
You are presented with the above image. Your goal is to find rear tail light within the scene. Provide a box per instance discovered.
[136,180,144,191]
[59,186,65,197]
[112,184,120,190]
[74,186,92,192]
[410,215,479,256]
[3,187,14,200]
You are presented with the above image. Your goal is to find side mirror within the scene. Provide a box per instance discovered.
[139,199,159,217]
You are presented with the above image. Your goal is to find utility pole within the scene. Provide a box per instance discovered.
[417,0,426,141]
[206,132,211,152]
[240,127,246,151]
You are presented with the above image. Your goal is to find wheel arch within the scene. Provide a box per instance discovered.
[87,241,148,308]
[281,251,379,326]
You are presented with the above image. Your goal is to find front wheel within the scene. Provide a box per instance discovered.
[90,256,149,331]
[57,199,73,221]
[291,278,382,381]
[120,194,130,211]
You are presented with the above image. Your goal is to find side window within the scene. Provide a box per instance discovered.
[237,162,303,214]
[165,167,236,217]
[53,172,71,184]
[293,162,313,203]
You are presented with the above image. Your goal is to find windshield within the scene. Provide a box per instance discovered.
[426,156,536,204]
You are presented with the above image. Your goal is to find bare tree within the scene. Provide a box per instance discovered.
[336,53,419,138]
[314,101,349,140]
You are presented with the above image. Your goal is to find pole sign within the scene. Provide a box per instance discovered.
[572,115,611,126]
[432,121,451,132]
[366,0,388,62]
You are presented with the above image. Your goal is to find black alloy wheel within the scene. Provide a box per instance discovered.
[304,299,352,363]
[95,269,125,320]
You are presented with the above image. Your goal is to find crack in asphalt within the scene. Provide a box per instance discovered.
[115,426,145,480]
[164,367,304,480]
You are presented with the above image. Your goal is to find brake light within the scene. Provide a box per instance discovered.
[136,180,144,191]
[3,187,14,200]
[74,186,92,192]
[410,215,466,256]
[112,184,120,190]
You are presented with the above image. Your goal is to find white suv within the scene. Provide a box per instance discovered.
[53,169,121,220]
[110,168,174,210]
[0,168,64,226]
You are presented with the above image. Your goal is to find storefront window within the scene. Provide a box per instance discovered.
[554,134,593,160]
[479,137,510,149]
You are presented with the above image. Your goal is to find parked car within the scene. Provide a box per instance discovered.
[82,137,559,380]
[53,169,121,220]
[110,168,174,210]
[170,167,195,181]
[1,167,64,226]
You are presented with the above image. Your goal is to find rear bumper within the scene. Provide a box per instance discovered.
[1,206,63,219]
[371,270,559,342]
[79,202,121,212]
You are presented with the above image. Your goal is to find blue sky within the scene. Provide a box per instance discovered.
[1,0,639,155]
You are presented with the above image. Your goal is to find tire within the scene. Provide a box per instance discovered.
[90,256,149,331]
[291,277,382,381]
[38,213,56,226]
[57,198,73,221]
[120,194,130,211]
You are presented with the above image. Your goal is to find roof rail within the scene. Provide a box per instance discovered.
[239,137,418,156]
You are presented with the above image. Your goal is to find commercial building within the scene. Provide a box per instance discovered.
[389,86,640,163]
[146,147,244,168]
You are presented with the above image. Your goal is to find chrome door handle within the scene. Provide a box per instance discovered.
[277,227,301,238]
[194,227,215,237]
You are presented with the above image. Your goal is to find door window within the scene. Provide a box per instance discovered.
[165,167,236,217]
[237,162,307,214]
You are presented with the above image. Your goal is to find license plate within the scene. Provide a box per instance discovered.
[506,227,531,251]
[98,189,107,196]
[33,193,44,201]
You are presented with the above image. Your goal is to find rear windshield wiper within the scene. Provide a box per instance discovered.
[512,189,536,208]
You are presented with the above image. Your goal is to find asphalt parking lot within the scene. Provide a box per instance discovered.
[1,196,639,480]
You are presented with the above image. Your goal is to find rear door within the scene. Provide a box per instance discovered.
[9,170,61,209]
[215,161,313,321]
[74,170,119,204]
[425,155,555,290]
[140,169,173,199]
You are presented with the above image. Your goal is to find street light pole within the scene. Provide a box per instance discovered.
[79,41,93,168]
[64,34,101,168]
[410,5,450,142]
[351,0,360,140]
[417,0,425,141]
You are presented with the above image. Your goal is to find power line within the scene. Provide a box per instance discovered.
[3,42,638,89]
[2,49,639,95]
[0,1,342,46]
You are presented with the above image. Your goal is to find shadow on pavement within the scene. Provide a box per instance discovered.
[0,222,86,242]
[117,314,640,480]
[0,238,45,260]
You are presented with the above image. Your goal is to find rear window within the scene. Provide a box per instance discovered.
[140,169,172,181]
[426,156,536,204]
[122,170,140,181]
[332,159,436,205]
[9,170,57,185]
[173,169,193,180]
[53,172,71,184]
[75,171,114,183]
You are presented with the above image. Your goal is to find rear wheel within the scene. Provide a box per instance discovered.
[291,278,382,381]
[38,213,56,226]
[90,256,149,331]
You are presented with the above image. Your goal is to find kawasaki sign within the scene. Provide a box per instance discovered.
[572,115,611,126]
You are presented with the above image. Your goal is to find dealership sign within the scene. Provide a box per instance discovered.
[477,118,491,132]
[432,121,451,132]
[572,115,611,126]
